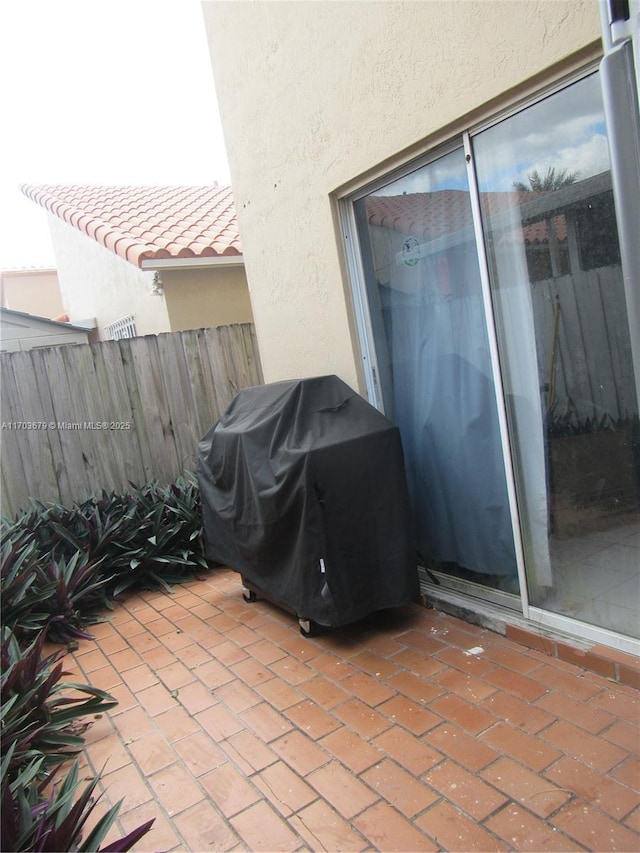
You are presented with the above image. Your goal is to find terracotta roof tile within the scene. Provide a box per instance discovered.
[20,184,242,268]
[188,245,217,257]
[162,243,193,257]
[366,189,567,245]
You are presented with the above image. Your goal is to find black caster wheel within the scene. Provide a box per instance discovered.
[298,618,318,638]
[242,587,258,603]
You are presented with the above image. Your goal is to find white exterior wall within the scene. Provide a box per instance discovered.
[203,0,601,390]
[49,216,171,340]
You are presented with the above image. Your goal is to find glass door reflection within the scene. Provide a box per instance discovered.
[473,72,640,637]
[354,148,519,600]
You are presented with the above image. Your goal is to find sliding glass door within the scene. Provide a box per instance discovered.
[353,148,519,601]
[473,72,639,638]
[348,68,639,640]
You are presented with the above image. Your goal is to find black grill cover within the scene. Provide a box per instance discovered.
[197,375,418,627]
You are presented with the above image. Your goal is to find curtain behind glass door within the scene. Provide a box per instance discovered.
[354,148,518,594]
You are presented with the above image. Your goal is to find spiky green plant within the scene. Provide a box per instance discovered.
[1,748,154,852]
[1,628,117,778]
[109,476,208,596]
[1,472,208,641]
[41,552,112,643]
[0,521,112,643]
[1,628,154,852]
[0,525,54,640]
[0,473,206,853]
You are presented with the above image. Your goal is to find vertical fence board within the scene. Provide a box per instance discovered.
[556,272,595,416]
[182,330,218,440]
[30,348,74,502]
[533,266,635,424]
[61,344,119,490]
[5,351,59,505]
[156,332,198,472]
[195,329,224,425]
[41,346,93,501]
[95,341,147,488]
[0,357,30,517]
[203,327,237,416]
[242,323,264,386]
[1,461,21,520]
[0,324,261,513]
[576,270,617,420]
[597,266,638,419]
[225,324,251,391]
[127,336,180,483]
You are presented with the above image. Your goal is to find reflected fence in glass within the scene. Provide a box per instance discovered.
[473,72,640,638]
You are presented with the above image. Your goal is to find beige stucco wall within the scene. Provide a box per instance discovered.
[163,265,253,331]
[0,269,64,318]
[48,216,171,340]
[203,0,601,391]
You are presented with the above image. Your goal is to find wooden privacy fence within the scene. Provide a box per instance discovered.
[0,324,263,517]
[532,265,637,424]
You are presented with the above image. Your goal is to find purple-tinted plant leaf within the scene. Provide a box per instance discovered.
[98,817,155,852]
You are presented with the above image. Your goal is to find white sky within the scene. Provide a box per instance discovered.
[0,0,230,270]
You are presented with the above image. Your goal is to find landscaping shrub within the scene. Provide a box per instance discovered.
[0,472,208,851]
[1,627,153,851]
[1,756,154,853]
[1,473,207,642]
[1,628,117,774]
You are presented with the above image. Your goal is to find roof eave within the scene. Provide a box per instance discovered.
[140,254,245,271]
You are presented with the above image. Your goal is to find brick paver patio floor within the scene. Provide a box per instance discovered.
[64,567,640,852]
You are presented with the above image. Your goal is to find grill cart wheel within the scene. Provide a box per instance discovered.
[298,618,318,638]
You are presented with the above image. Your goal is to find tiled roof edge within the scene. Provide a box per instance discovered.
[20,184,242,269]
[21,184,155,269]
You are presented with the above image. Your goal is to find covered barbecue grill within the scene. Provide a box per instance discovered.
[197,375,418,634]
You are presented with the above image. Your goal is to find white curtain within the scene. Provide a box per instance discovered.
[381,237,518,579]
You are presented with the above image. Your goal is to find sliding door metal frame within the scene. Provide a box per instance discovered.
[529,607,640,657]
[463,131,531,615]
[339,200,383,410]
[467,61,601,137]
[600,39,640,401]
[346,138,464,204]
[340,140,529,614]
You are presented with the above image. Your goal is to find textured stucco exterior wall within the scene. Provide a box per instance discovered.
[202,0,601,390]
[0,269,64,318]
[48,216,171,340]
[163,265,253,331]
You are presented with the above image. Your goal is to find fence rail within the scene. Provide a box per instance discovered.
[0,324,262,517]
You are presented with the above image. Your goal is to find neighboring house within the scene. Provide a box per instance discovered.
[0,307,92,352]
[202,0,640,654]
[21,184,253,341]
[0,267,64,319]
